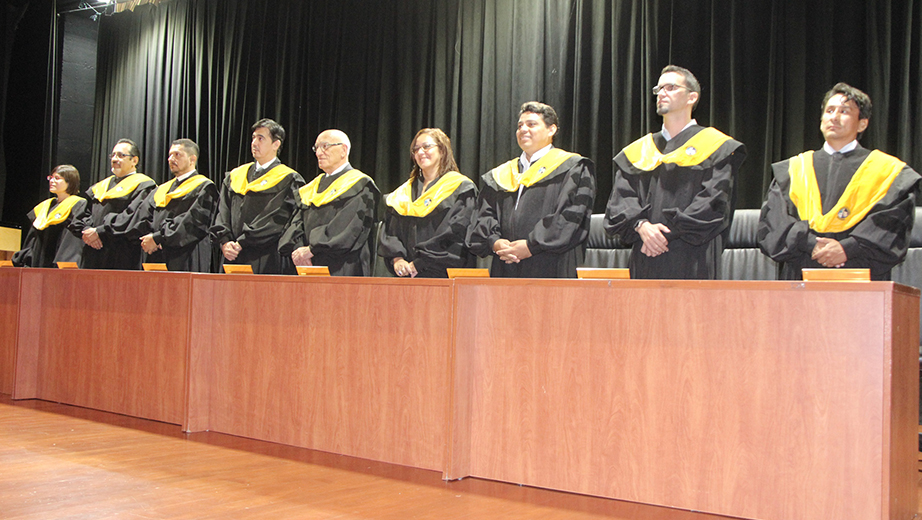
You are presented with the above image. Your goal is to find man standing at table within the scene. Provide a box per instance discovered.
[80,138,157,270]
[211,118,304,274]
[604,65,746,279]
[466,101,596,278]
[279,129,379,276]
[758,83,920,281]
[134,139,218,272]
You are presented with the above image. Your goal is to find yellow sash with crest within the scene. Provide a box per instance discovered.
[229,163,296,194]
[788,150,905,233]
[386,171,470,217]
[299,169,370,207]
[153,174,212,207]
[32,195,82,230]
[90,173,154,201]
[492,148,577,192]
[623,127,731,171]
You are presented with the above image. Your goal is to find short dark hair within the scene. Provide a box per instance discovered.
[660,65,701,111]
[822,83,872,139]
[116,138,141,163]
[252,118,286,152]
[52,164,80,196]
[171,138,200,159]
[519,101,559,132]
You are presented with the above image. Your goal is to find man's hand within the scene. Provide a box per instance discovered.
[82,228,103,250]
[222,241,242,261]
[812,237,847,268]
[494,239,532,264]
[637,221,671,257]
[140,234,161,254]
[393,258,418,277]
[291,246,313,266]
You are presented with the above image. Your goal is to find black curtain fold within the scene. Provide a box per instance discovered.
[81,0,922,215]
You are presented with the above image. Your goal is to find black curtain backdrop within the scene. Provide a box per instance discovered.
[84,0,922,213]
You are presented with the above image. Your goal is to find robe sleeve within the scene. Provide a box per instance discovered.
[604,160,648,244]
[11,210,37,267]
[411,184,477,274]
[152,183,219,249]
[377,208,409,266]
[466,181,503,257]
[210,173,236,247]
[525,158,596,256]
[230,173,305,250]
[756,164,818,262]
[305,180,378,257]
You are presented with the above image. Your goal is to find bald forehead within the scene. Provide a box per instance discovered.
[316,130,347,143]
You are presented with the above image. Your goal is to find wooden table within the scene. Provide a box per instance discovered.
[2,270,917,519]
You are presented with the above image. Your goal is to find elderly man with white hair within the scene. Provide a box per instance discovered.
[279,129,379,276]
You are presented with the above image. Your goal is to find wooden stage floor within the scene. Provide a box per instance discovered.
[2,394,919,519]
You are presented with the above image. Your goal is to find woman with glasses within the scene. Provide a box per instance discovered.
[12,165,87,268]
[378,128,477,278]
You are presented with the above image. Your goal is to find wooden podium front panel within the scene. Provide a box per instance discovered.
[14,270,191,424]
[449,279,918,520]
[0,268,20,394]
[187,275,453,472]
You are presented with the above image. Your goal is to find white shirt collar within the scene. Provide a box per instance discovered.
[661,119,697,141]
[326,162,350,177]
[256,159,278,171]
[823,140,858,155]
[519,144,553,171]
[174,169,196,183]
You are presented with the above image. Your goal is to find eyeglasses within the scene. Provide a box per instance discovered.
[412,143,438,154]
[47,175,64,181]
[312,142,343,153]
[652,83,691,96]
[109,152,135,159]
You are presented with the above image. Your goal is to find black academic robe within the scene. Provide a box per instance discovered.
[12,197,87,268]
[210,161,304,275]
[133,175,219,272]
[757,144,921,281]
[278,165,379,277]
[467,150,596,278]
[79,173,157,270]
[378,175,477,278]
[605,125,746,279]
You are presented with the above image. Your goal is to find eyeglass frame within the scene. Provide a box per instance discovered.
[312,142,344,153]
[412,142,439,154]
[109,152,136,159]
[651,83,693,96]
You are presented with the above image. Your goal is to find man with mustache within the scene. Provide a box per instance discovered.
[133,139,218,272]
[211,118,305,274]
[758,83,921,280]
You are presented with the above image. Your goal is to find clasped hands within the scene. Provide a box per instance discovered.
[140,234,162,254]
[493,239,532,264]
[82,228,103,250]
[811,237,847,268]
[637,221,671,257]
[393,258,417,277]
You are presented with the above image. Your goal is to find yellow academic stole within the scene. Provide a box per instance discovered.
[153,174,212,207]
[385,171,471,217]
[229,163,296,194]
[32,195,82,230]
[299,169,370,207]
[90,173,154,201]
[623,127,732,171]
[491,148,577,192]
[788,150,905,233]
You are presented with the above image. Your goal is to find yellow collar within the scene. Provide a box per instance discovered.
[299,169,371,207]
[491,148,577,192]
[385,171,470,217]
[787,150,905,233]
[229,163,296,194]
[90,173,154,201]
[623,127,731,170]
[153,174,212,207]
[32,195,82,230]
